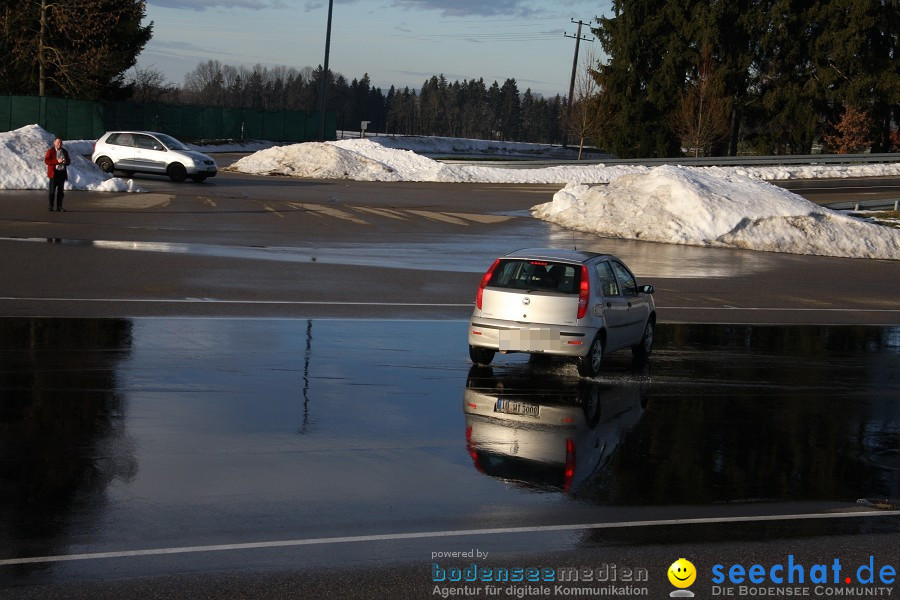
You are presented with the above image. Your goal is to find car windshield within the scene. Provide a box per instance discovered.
[155,134,190,151]
[488,260,581,293]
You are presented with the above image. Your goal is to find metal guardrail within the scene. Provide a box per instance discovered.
[439,153,900,168]
[825,198,900,211]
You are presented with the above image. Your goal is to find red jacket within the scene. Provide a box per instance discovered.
[44,146,71,178]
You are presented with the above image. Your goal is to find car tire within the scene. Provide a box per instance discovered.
[469,345,495,366]
[579,382,602,426]
[95,156,114,173]
[577,334,604,377]
[167,163,187,182]
[631,319,655,359]
[191,175,208,183]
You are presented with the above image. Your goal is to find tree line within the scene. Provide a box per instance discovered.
[133,60,567,144]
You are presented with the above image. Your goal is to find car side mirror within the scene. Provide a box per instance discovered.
[639,284,655,295]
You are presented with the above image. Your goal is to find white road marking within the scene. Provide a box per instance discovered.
[0,510,895,566]
[405,210,468,225]
[2,298,899,313]
[0,297,472,306]
[661,306,900,313]
[285,202,370,225]
[351,206,409,220]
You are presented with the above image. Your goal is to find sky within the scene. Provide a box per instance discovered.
[136,0,612,97]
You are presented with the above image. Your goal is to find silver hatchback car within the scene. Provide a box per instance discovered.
[92,131,218,182]
[468,248,656,376]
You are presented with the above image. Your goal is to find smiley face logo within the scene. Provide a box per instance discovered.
[668,558,697,588]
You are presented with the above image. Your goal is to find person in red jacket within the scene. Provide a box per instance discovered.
[44,137,71,211]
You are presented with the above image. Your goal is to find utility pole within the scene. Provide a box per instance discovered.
[318,0,334,141]
[564,19,592,146]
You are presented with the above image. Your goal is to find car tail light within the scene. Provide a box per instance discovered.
[563,438,576,491]
[475,259,500,310]
[577,265,589,319]
[466,426,484,473]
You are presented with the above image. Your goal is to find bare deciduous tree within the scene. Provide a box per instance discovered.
[564,48,611,159]
[128,66,176,103]
[671,48,731,157]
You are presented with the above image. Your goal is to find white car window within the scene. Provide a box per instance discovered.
[110,133,134,147]
[134,134,162,150]
[611,261,638,296]
[595,262,619,297]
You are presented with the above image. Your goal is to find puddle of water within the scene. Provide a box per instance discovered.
[0,230,775,278]
[0,319,896,576]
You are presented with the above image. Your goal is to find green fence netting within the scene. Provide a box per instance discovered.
[1,95,335,142]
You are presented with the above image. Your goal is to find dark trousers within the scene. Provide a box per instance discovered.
[49,175,66,209]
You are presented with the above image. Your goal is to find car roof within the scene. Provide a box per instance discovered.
[103,131,166,137]
[502,248,614,264]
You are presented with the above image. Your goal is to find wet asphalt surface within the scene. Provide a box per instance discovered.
[0,172,898,598]
[1,318,898,598]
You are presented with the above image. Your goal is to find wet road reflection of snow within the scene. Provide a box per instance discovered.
[0,319,897,581]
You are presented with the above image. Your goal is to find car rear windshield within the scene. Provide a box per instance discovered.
[487,260,582,294]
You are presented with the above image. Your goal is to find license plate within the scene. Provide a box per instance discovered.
[495,399,540,418]
[498,328,559,351]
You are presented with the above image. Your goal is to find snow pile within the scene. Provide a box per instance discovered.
[532,166,900,260]
[0,125,140,192]
[230,137,900,184]
[232,140,430,180]
[232,138,645,184]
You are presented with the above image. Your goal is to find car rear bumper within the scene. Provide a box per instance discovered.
[468,318,597,357]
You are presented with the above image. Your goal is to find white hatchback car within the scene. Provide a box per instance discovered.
[468,248,656,376]
[92,131,218,182]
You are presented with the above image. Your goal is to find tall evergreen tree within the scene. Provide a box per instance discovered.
[0,0,152,100]
[593,0,688,157]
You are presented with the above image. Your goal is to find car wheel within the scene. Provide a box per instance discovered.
[577,334,604,377]
[167,163,187,182]
[579,382,602,426]
[631,319,655,359]
[191,175,208,183]
[95,156,114,173]
[469,345,495,366]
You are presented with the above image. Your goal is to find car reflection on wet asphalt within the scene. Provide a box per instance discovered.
[0,318,897,583]
[464,364,649,493]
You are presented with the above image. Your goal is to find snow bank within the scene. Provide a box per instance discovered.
[0,125,140,192]
[231,137,900,184]
[532,166,900,260]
